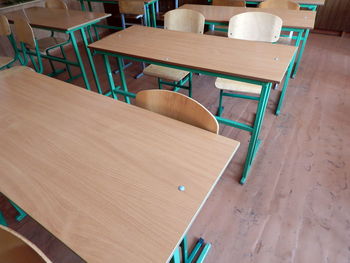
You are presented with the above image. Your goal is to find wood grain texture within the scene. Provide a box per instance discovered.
[0,15,11,36]
[180,4,316,29]
[89,25,296,83]
[0,67,239,263]
[44,0,68,10]
[135,89,219,133]
[4,7,111,31]
[315,0,350,32]
[0,225,52,263]
[253,0,325,5]
[164,8,205,33]
[13,18,36,49]
[0,32,349,263]
[258,0,300,10]
[212,0,246,6]
[118,0,144,15]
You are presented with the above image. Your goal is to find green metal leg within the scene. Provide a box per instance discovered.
[79,0,86,11]
[69,32,91,91]
[116,57,131,104]
[158,78,163,89]
[46,49,58,75]
[170,247,181,263]
[275,30,303,115]
[292,29,310,78]
[103,54,118,100]
[240,83,271,184]
[9,200,27,221]
[0,212,7,226]
[60,45,73,79]
[180,236,211,263]
[197,243,211,263]
[79,28,102,94]
[188,72,193,98]
[151,2,157,27]
[217,89,224,117]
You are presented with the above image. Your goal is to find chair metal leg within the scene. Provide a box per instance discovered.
[180,235,211,263]
[188,72,193,97]
[217,89,224,117]
[170,247,181,263]
[292,29,310,78]
[117,57,131,104]
[0,211,7,226]
[60,45,73,79]
[9,200,27,222]
[158,78,163,89]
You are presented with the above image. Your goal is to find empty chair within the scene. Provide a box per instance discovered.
[215,12,282,115]
[135,90,219,134]
[143,9,205,97]
[0,225,52,263]
[259,0,300,10]
[14,18,70,74]
[259,0,300,45]
[0,15,21,70]
[212,0,245,7]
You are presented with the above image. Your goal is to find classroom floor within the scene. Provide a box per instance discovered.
[1,32,349,263]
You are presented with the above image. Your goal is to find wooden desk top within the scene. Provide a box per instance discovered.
[89,25,297,83]
[250,0,325,5]
[0,67,239,263]
[4,7,111,31]
[180,4,316,29]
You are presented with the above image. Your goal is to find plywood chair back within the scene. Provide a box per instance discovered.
[45,0,68,10]
[119,0,144,15]
[14,18,36,49]
[228,12,282,42]
[259,0,300,10]
[212,0,246,7]
[164,9,205,34]
[0,225,52,263]
[0,15,11,36]
[135,90,219,134]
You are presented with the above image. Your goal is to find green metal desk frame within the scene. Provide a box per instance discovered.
[92,46,293,184]
[20,21,104,93]
[171,236,211,263]
[78,0,159,41]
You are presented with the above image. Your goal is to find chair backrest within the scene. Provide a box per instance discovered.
[0,15,11,36]
[14,18,36,49]
[135,90,219,134]
[45,0,68,10]
[212,0,246,7]
[164,9,205,34]
[228,12,282,42]
[0,225,52,263]
[259,0,300,10]
[118,0,144,15]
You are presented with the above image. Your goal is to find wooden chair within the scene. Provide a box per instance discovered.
[45,0,68,9]
[215,12,282,116]
[135,90,219,134]
[212,0,245,7]
[259,0,300,10]
[0,225,52,263]
[13,18,70,74]
[0,15,21,70]
[259,0,300,45]
[143,9,205,98]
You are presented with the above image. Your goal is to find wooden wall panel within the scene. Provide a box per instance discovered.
[315,0,350,32]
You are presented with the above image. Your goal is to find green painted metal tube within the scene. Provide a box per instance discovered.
[187,238,204,263]
[0,212,7,226]
[197,243,212,263]
[80,28,102,94]
[170,247,181,263]
[181,236,189,263]
[9,200,27,221]
[103,54,118,100]
[116,57,131,103]
[292,29,310,78]
[216,116,254,132]
[222,91,260,101]
[69,32,91,91]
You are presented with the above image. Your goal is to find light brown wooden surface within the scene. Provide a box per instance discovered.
[143,64,189,81]
[0,225,52,263]
[14,18,36,49]
[180,4,316,29]
[135,89,219,134]
[0,15,11,36]
[44,0,68,10]
[89,25,296,83]
[1,32,349,263]
[164,9,205,33]
[253,0,325,5]
[228,12,282,41]
[4,7,110,31]
[0,68,239,263]
[212,0,246,7]
[259,0,300,10]
[118,0,144,15]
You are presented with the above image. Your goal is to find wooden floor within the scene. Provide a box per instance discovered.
[1,32,349,263]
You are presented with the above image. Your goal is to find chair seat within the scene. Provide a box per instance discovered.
[205,30,228,37]
[37,37,67,52]
[0,56,13,68]
[277,36,293,45]
[215,78,262,94]
[143,65,189,82]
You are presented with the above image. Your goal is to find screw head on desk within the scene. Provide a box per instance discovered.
[178,185,185,191]
[274,57,279,61]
